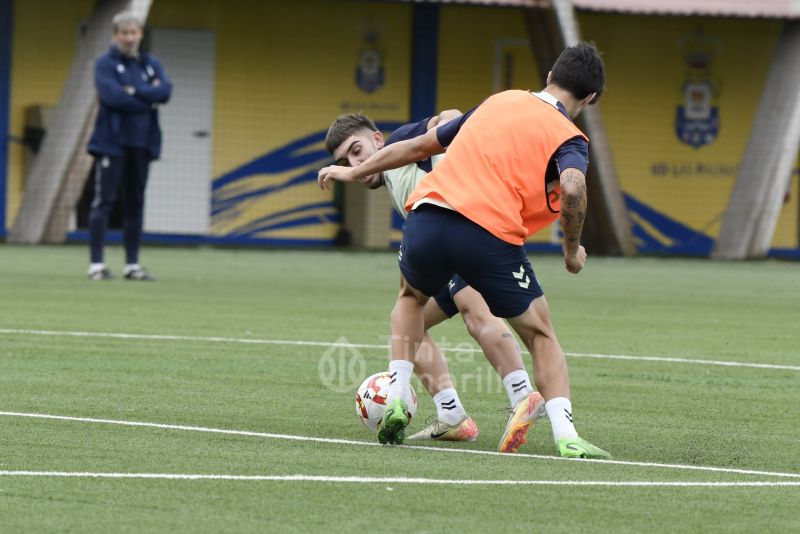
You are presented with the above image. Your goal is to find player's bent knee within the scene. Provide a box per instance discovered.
[462,304,501,328]
[463,310,508,344]
[399,277,430,306]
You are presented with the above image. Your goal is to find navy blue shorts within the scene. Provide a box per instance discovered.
[432,274,469,318]
[399,205,544,318]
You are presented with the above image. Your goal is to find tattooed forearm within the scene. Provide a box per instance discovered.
[564,193,583,209]
[559,168,587,254]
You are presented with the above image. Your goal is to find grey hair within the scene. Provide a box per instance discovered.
[112,12,143,32]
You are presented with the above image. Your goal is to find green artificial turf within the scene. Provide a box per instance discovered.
[0,244,798,532]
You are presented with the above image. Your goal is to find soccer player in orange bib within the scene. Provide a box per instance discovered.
[319,42,611,458]
[322,110,544,447]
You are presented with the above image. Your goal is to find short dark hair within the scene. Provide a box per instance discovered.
[550,41,605,104]
[324,113,378,154]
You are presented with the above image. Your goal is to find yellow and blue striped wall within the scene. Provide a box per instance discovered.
[1,1,798,255]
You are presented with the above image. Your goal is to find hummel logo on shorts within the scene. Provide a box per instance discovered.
[512,265,530,289]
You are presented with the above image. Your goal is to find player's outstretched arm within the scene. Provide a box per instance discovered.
[559,167,588,274]
[318,127,445,190]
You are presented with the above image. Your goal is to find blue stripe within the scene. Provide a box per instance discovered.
[212,168,321,216]
[66,231,335,248]
[212,131,329,190]
[0,0,13,237]
[410,3,438,121]
[212,122,404,218]
[630,222,665,251]
[768,248,800,260]
[224,201,338,237]
[212,121,403,192]
[67,231,207,246]
[222,201,335,235]
[206,236,335,247]
[63,230,800,258]
[625,193,714,255]
[250,213,340,234]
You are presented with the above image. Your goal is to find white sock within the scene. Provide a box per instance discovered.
[545,396,578,441]
[88,263,106,274]
[124,263,140,275]
[432,387,467,426]
[502,369,534,408]
[386,360,414,405]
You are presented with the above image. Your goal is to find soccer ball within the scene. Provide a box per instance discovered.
[354,371,417,433]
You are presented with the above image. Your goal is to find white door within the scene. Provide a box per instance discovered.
[145,29,215,235]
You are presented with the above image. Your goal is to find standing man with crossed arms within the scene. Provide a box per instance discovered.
[86,12,172,281]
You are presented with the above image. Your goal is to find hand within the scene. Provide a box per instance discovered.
[563,244,587,274]
[152,78,161,86]
[317,165,356,191]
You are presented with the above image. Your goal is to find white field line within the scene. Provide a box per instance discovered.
[1,328,798,372]
[2,411,800,480]
[1,471,799,487]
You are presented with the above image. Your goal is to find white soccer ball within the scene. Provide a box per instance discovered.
[354,371,417,434]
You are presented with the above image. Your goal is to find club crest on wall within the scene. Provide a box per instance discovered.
[356,29,385,94]
[675,30,722,148]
